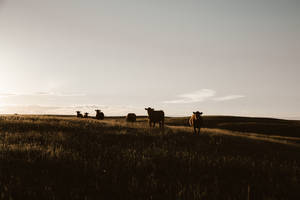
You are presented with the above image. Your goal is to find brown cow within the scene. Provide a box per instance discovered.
[189,111,203,134]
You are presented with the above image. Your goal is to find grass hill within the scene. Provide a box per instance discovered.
[165,116,300,138]
[0,115,300,199]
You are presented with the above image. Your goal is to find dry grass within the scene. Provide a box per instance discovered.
[0,115,300,199]
[165,116,300,137]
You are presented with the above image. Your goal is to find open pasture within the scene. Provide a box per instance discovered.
[0,115,300,199]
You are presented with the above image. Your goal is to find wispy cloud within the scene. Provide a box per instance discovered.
[163,89,216,104]
[55,93,86,97]
[0,104,144,116]
[213,95,245,101]
[0,93,17,97]
[33,92,53,96]
[0,92,86,98]
[30,92,86,97]
[163,89,245,104]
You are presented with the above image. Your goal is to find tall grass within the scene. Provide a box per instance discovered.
[0,115,300,199]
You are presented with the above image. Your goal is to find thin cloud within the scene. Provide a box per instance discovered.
[0,104,144,116]
[163,89,216,104]
[34,92,53,96]
[0,93,17,98]
[163,90,245,104]
[1,92,86,97]
[0,104,61,114]
[51,93,86,97]
[32,92,86,97]
[213,95,245,101]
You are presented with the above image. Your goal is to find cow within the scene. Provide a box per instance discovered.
[76,111,83,118]
[95,109,104,120]
[84,112,89,118]
[126,113,137,122]
[145,107,164,128]
[189,111,203,134]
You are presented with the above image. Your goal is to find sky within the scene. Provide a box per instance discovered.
[0,0,299,118]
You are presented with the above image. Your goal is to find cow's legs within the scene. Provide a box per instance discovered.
[159,122,163,128]
[193,127,197,134]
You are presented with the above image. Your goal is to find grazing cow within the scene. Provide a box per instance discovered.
[126,113,137,122]
[76,111,83,118]
[145,107,164,128]
[95,109,104,120]
[84,112,89,118]
[189,111,203,134]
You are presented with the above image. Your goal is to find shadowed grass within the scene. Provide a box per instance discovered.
[0,115,300,199]
[164,116,300,138]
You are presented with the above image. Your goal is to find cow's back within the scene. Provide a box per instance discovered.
[149,110,164,122]
[126,113,136,122]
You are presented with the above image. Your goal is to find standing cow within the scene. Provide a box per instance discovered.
[84,112,89,118]
[189,111,203,134]
[145,107,164,128]
[76,111,83,118]
[95,109,104,120]
[126,113,137,122]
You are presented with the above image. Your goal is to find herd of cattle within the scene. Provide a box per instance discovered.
[76,107,204,134]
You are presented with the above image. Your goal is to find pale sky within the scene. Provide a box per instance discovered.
[0,0,299,118]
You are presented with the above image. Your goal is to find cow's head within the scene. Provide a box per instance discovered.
[193,111,203,119]
[145,107,154,114]
[95,109,101,113]
[76,111,81,114]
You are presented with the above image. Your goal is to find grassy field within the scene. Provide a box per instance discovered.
[165,116,300,138]
[1,115,300,199]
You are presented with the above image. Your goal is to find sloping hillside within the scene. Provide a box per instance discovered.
[1,115,300,199]
[165,116,300,137]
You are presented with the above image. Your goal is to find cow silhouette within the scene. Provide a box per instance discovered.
[84,112,89,118]
[76,111,83,118]
[145,107,164,128]
[95,109,104,120]
[126,113,137,122]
